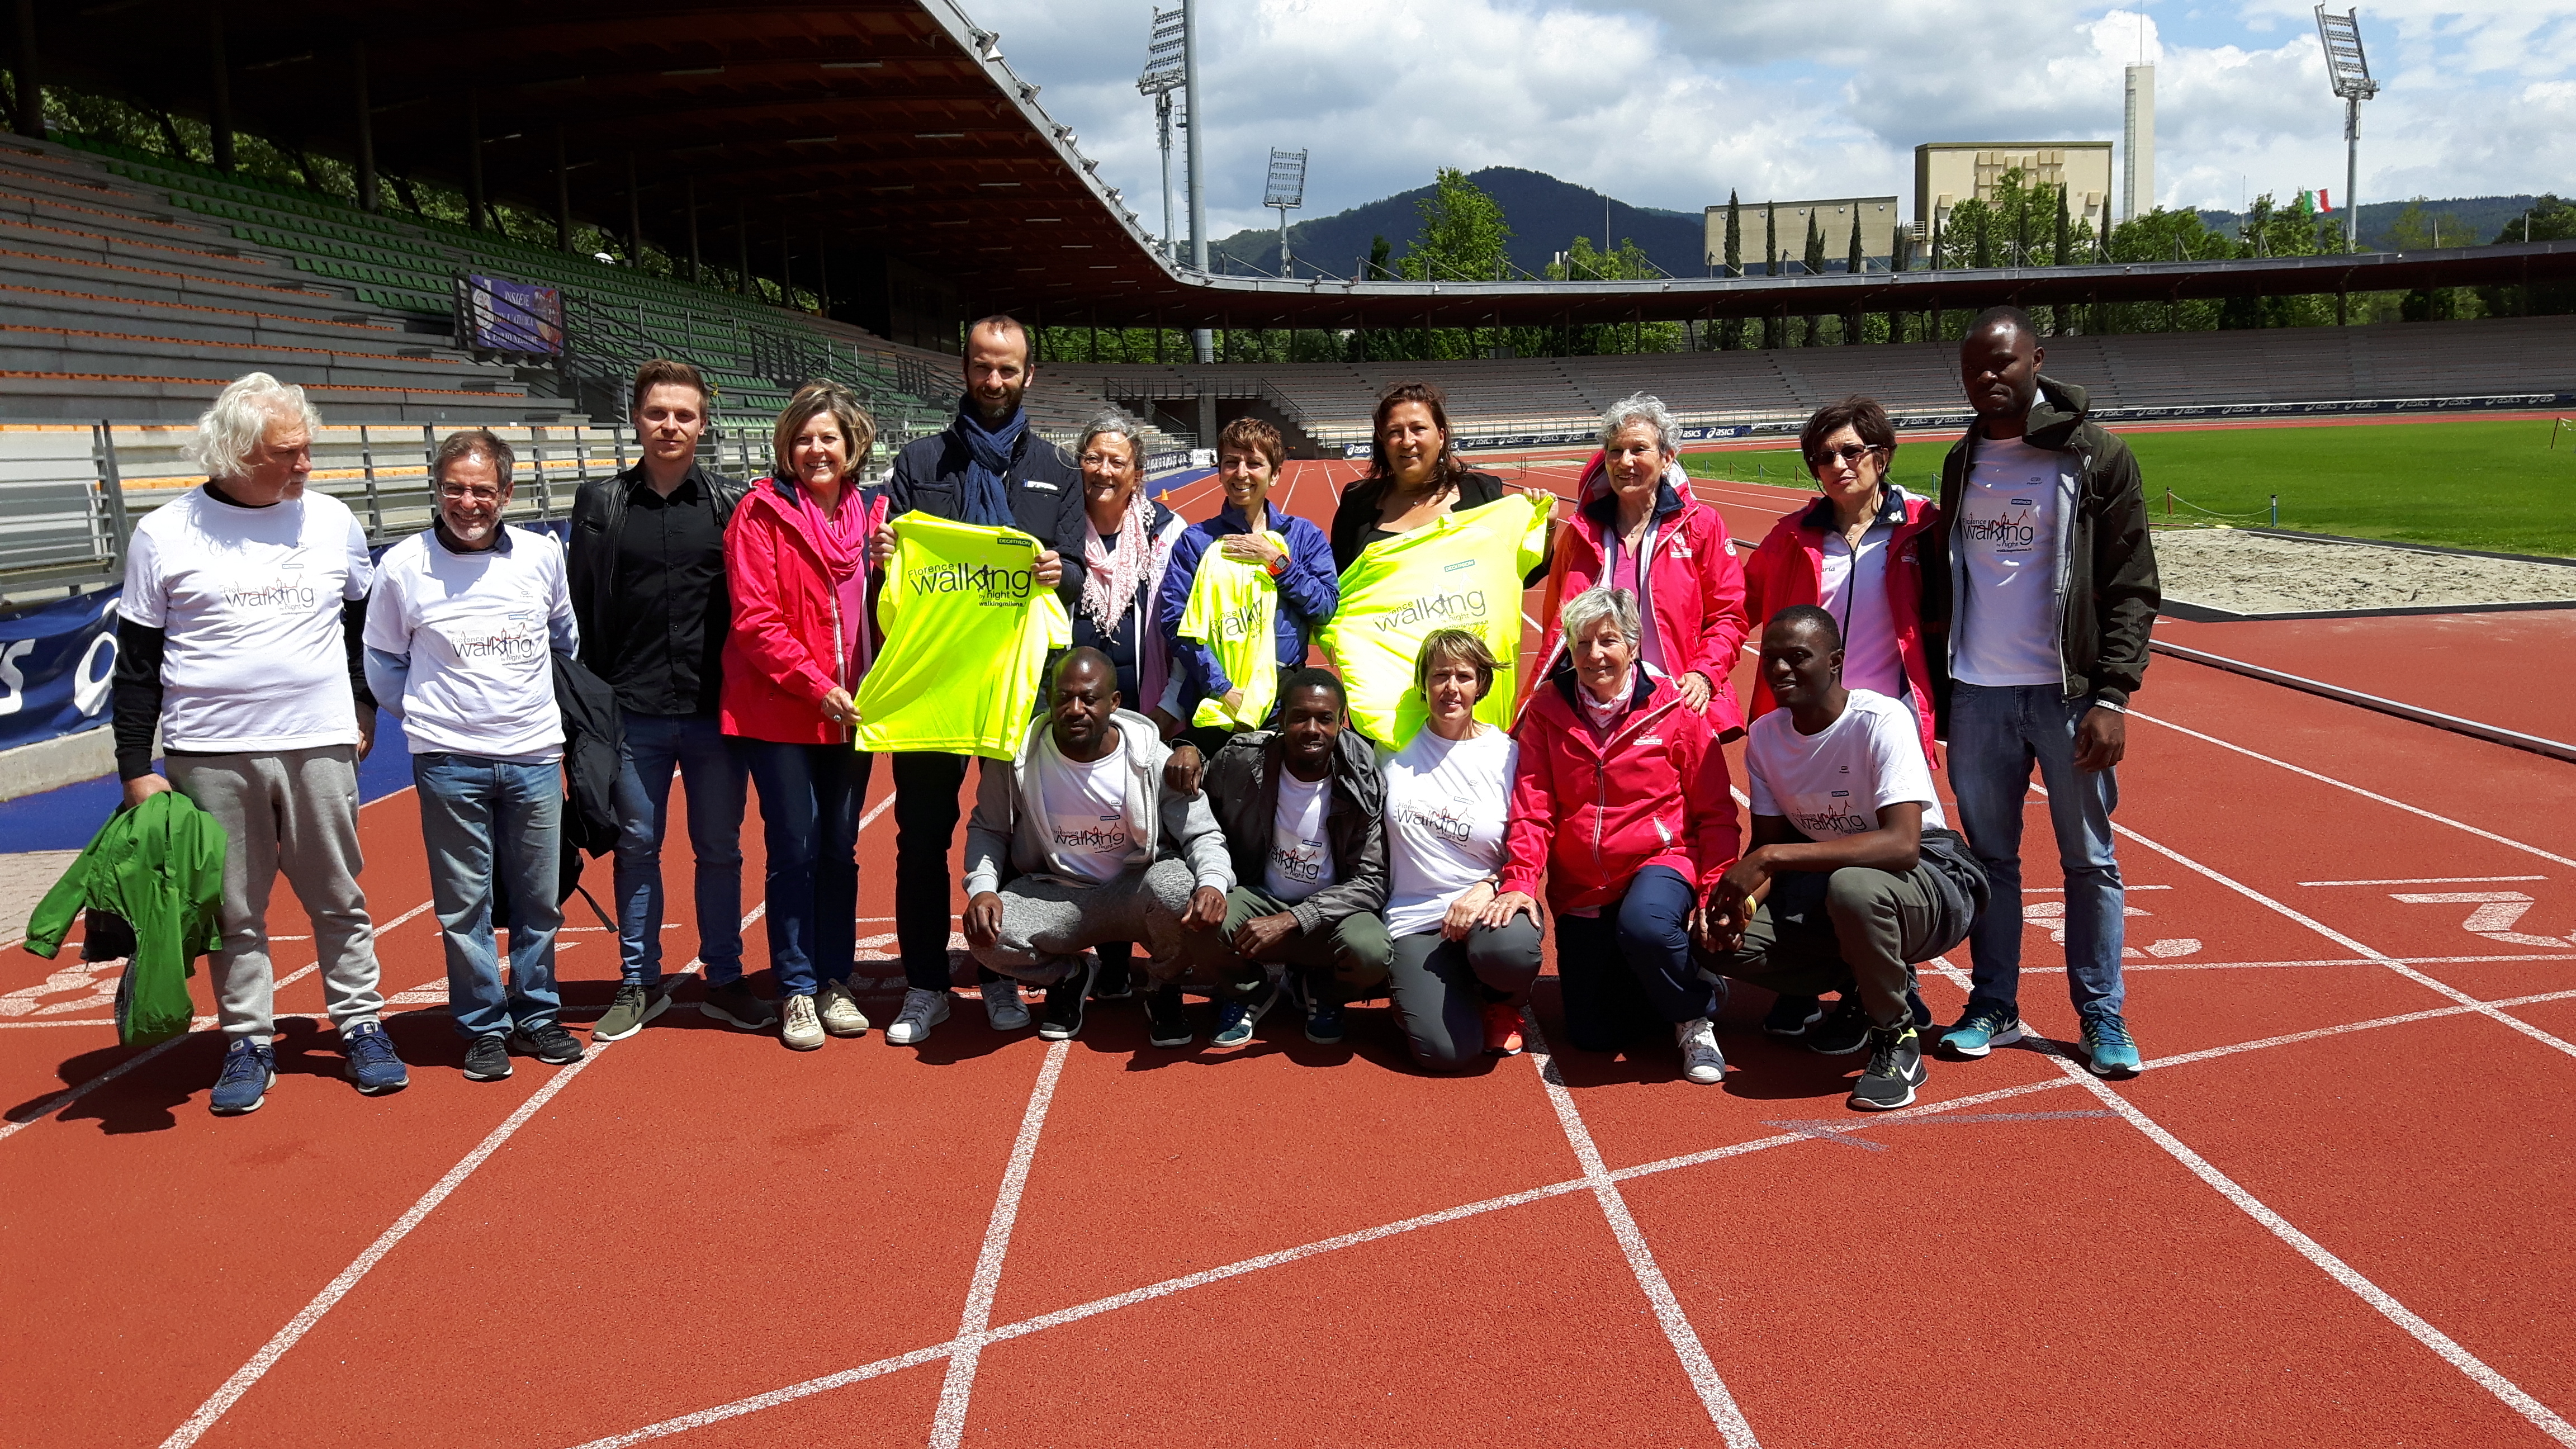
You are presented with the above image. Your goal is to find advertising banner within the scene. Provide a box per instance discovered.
[466,275,565,356]
[0,589,120,753]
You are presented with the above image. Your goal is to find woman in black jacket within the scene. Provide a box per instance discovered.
[1328,381,1550,581]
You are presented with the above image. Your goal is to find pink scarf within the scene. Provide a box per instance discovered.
[1579,670,1636,737]
[1080,492,1154,638]
[801,479,869,687]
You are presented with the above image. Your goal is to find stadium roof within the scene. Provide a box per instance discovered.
[35,1,2576,331]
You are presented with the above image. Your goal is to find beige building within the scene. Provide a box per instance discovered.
[1704,196,1900,271]
[1913,142,2113,235]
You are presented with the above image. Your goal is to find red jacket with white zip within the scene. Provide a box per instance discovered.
[719,476,888,745]
[1739,489,1942,765]
[1502,667,1741,916]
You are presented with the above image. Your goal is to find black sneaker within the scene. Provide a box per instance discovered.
[463,1033,512,1082]
[513,1021,584,1066]
[1144,987,1193,1048]
[1806,996,1872,1055]
[1761,993,1824,1039]
[699,979,778,1031]
[1039,956,1096,1041]
[1848,1025,1928,1111]
[1091,945,1135,1002]
[1305,999,1346,1045]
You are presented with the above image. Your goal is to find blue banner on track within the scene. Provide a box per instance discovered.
[0,590,119,755]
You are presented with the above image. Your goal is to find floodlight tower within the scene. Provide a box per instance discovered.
[1265,148,1308,277]
[1135,8,1186,263]
[2314,6,2378,249]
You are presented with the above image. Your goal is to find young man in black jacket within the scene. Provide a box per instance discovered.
[1919,306,2159,1078]
[868,315,1090,1047]
[566,359,756,1040]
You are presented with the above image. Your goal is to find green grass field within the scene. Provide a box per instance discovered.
[1681,418,2576,557]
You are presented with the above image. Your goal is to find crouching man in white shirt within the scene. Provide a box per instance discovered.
[1694,606,1988,1112]
[364,430,580,1083]
[962,648,1233,1044]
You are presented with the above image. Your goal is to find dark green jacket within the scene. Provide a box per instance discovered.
[1919,375,2161,734]
[23,790,226,1045]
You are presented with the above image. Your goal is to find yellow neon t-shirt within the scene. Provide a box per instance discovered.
[1178,531,1284,730]
[1319,491,1548,749]
[855,512,1072,760]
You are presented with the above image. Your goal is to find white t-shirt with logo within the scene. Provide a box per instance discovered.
[1379,726,1516,938]
[363,525,574,762]
[1038,749,1133,884]
[1746,689,1946,840]
[1951,435,2064,688]
[1818,493,1908,700]
[120,486,372,754]
[1265,770,1336,903]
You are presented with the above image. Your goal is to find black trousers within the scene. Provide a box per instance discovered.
[891,751,997,992]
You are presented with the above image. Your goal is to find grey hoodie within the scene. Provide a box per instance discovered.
[963,707,1235,898]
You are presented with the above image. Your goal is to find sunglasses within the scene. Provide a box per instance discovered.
[1807,442,1885,468]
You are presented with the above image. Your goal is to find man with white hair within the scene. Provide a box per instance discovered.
[113,372,400,1114]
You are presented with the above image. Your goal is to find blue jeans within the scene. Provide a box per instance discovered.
[743,741,875,999]
[1946,682,2126,1020]
[414,752,564,1040]
[1554,865,1715,1053]
[612,714,748,987]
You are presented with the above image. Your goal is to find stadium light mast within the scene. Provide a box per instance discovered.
[2314,5,2378,249]
[1136,7,1186,264]
[1265,148,1308,277]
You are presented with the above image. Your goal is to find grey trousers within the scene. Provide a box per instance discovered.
[1386,917,1545,1072]
[1166,886,1396,1003]
[968,860,1197,987]
[1698,865,1944,1030]
[167,745,383,1040]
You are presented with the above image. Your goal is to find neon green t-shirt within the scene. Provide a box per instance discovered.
[855,512,1072,760]
[1320,491,1548,749]
[1178,531,1284,730]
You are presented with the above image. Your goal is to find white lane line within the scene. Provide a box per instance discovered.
[2301,876,2549,887]
[158,1039,619,1448]
[927,1038,1070,1449]
[2146,988,2576,1073]
[1523,1014,1761,1449]
[861,792,896,832]
[561,1346,958,1449]
[2130,708,2576,869]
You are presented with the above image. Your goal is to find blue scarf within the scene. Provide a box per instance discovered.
[957,405,1024,528]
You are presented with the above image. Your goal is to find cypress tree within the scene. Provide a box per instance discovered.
[1801,210,1825,347]
[1763,201,1781,349]
[1722,190,1743,349]
[1844,209,1866,344]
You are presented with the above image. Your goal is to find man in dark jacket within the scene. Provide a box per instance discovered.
[1919,305,2158,1078]
[1179,669,1392,1050]
[869,315,1090,1048]
[566,358,756,1041]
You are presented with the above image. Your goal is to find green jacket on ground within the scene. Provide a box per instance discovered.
[23,790,227,1045]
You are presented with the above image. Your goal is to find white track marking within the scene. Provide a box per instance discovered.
[861,792,896,832]
[1523,1015,1761,1449]
[926,1038,1069,1449]
[2302,876,2549,887]
[561,1346,958,1449]
[2146,989,2576,1073]
[2129,708,2576,869]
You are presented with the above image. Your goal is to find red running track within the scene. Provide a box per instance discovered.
[4,458,2573,1448]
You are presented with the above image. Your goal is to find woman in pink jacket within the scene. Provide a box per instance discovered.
[1496,584,1741,1085]
[1532,392,1751,741]
[722,379,886,1053]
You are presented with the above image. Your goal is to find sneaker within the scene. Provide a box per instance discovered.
[816,980,870,1037]
[463,1033,513,1082]
[1210,981,1278,1049]
[342,1021,409,1095]
[1039,958,1096,1041]
[1806,997,1871,1055]
[1938,1005,2024,1059]
[1144,987,1194,1048]
[2082,1014,2144,1078]
[1908,986,1933,1029]
[1305,998,1345,1045]
[700,979,778,1032]
[1678,1016,1726,1085]
[983,979,1032,1033]
[1761,993,1824,1039]
[780,993,825,1051]
[1849,1025,1928,1110]
[1483,1002,1524,1056]
[1091,948,1135,1002]
[595,982,671,1042]
[886,987,952,1045]
[210,1038,275,1115]
[513,1021,585,1066]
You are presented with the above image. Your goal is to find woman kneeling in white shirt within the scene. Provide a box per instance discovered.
[1379,629,1544,1069]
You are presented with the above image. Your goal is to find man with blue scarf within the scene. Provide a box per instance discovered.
[870,314,1088,1046]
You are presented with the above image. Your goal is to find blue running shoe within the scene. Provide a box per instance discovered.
[210,1038,274,1115]
[343,1022,409,1095]
[1305,999,1345,1045]
[1210,981,1278,1049]
[1938,1006,2023,1059]
[2082,1014,2143,1077]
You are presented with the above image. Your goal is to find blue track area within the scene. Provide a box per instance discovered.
[1150,466,1214,500]
[0,716,419,854]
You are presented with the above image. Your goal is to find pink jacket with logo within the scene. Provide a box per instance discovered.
[719,476,888,746]
[1502,669,1741,916]
[1740,490,1941,765]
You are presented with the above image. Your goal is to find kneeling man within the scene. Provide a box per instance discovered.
[964,648,1232,1042]
[1696,607,1987,1110]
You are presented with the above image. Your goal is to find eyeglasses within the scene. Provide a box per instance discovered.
[1806,443,1884,468]
[1078,453,1134,471]
[438,485,504,504]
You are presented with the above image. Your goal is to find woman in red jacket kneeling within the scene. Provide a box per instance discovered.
[1495,585,1741,1085]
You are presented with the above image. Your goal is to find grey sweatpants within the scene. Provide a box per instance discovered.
[1386,917,1545,1072]
[1698,864,1944,1030]
[969,860,1197,987]
[167,745,383,1040]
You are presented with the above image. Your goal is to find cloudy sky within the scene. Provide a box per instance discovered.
[964,0,2573,239]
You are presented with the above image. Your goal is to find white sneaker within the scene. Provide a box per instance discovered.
[817,980,869,1037]
[781,993,825,1052]
[1678,1016,1725,1085]
[886,987,951,1045]
[983,979,1032,1032]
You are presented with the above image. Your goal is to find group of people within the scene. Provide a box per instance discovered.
[107,301,2157,1119]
